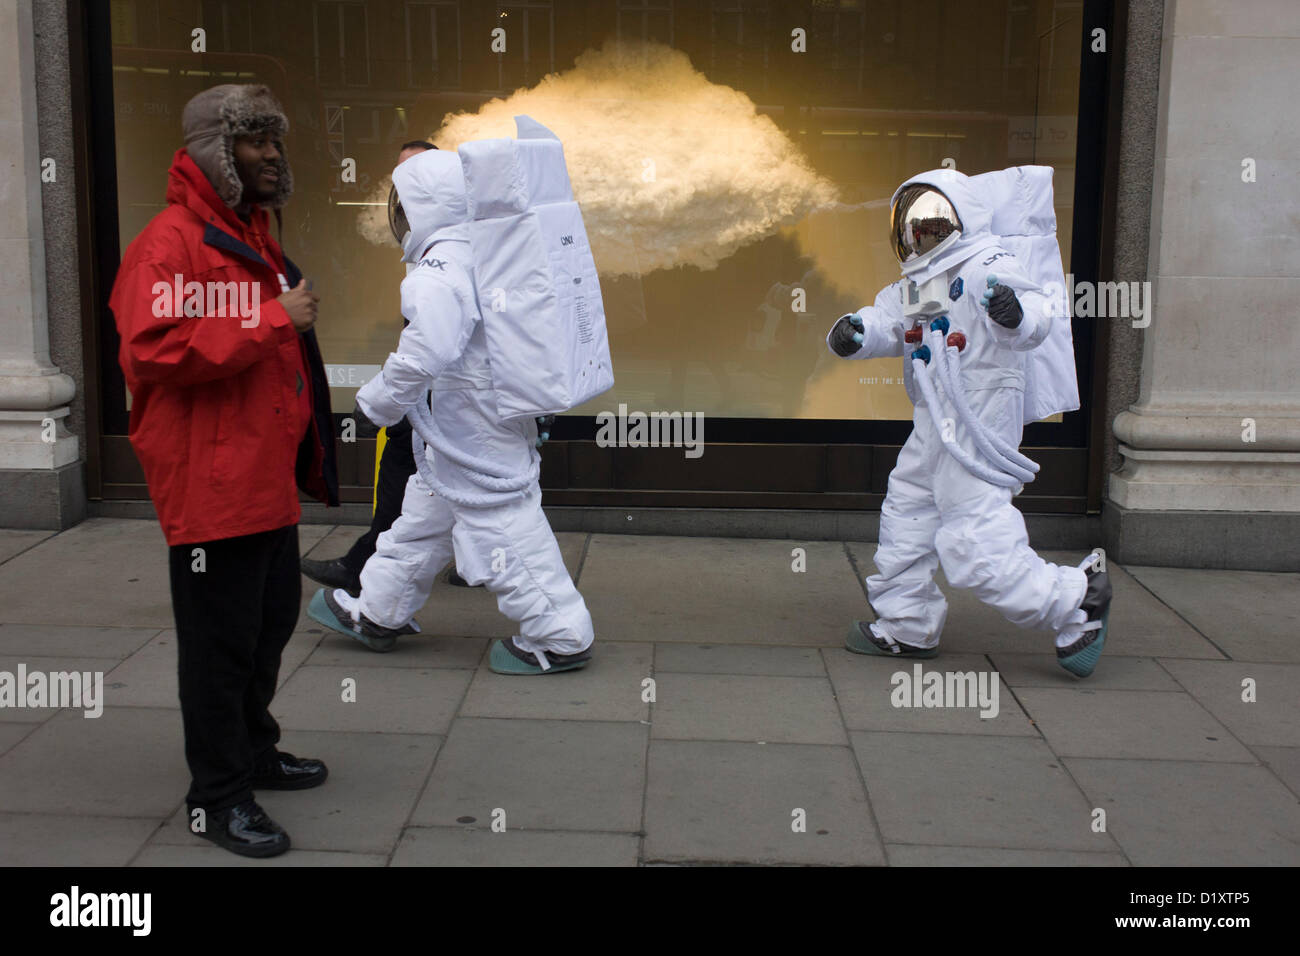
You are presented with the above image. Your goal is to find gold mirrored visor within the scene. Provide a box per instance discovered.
[891,185,962,262]
[387,184,409,246]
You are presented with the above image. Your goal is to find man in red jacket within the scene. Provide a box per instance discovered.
[109,84,338,858]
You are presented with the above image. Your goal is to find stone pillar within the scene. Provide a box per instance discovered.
[0,0,82,528]
[1106,0,1300,570]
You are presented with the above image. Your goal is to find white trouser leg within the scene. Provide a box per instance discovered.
[358,472,456,629]
[451,486,594,657]
[931,387,1086,633]
[866,423,948,648]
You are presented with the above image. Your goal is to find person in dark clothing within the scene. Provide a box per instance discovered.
[109,84,338,859]
[300,140,477,595]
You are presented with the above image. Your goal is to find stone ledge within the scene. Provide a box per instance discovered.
[1102,499,1300,571]
[0,461,85,530]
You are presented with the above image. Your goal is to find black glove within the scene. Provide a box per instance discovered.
[535,415,555,449]
[981,274,1023,330]
[351,399,380,440]
[829,313,865,357]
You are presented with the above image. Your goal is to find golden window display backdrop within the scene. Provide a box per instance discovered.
[109,0,1082,424]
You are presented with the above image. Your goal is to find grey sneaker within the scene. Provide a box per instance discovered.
[307,588,417,653]
[845,621,939,658]
[1056,552,1113,678]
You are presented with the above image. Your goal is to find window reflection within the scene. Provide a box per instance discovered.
[109,0,1082,423]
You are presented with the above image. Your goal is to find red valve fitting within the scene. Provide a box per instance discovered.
[904,326,924,344]
[946,332,967,352]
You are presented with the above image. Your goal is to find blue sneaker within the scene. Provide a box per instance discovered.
[488,638,592,675]
[845,621,939,658]
[1057,552,1113,678]
[307,588,417,654]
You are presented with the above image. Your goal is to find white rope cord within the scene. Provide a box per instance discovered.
[928,327,1038,483]
[911,351,1023,489]
[408,398,538,507]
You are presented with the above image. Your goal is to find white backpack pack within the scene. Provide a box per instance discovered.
[970,165,1080,424]
[458,116,615,421]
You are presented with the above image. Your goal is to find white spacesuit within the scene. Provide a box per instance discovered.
[827,166,1112,677]
[308,146,596,675]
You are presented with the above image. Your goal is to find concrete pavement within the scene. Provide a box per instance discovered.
[0,518,1298,866]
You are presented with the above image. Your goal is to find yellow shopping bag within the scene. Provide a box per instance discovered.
[372,427,387,516]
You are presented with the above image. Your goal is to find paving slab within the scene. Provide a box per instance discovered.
[302,528,588,641]
[1066,757,1300,865]
[650,673,847,745]
[0,655,122,722]
[301,525,366,562]
[100,629,321,711]
[886,844,1128,866]
[851,731,1108,852]
[988,652,1182,691]
[411,718,646,833]
[846,545,1223,659]
[131,845,386,866]
[1253,746,1300,798]
[0,813,160,866]
[1125,565,1300,662]
[271,664,470,735]
[654,643,825,677]
[0,707,186,817]
[1015,688,1256,762]
[296,524,332,550]
[1158,660,1300,747]
[0,518,174,628]
[305,632,487,670]
[581,537,864,646]
[643,739,883,865]
[0,529,55,566]
[0,624,161,660]
[460,641,651,722]
[155,730,441,855]
[391,826,639,866]
[825,649,1035,736]
[0,722,37,756]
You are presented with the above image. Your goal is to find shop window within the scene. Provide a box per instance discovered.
[617,0,673,46]
[314,0,371,86]
[406,1,462,89]
[494,2,555,92]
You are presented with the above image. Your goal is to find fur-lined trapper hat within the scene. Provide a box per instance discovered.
[182,84,293,209]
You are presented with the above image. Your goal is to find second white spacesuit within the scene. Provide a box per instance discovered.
[828,167,1112,677]
[309,148,594,674]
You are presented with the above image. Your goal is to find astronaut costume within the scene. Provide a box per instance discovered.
[827,167,1111,677]
[308,133,603,675]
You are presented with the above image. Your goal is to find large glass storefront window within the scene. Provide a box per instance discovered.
[108,0,1084,426]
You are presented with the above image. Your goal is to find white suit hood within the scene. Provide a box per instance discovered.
[392,148,470,263]
[891,168,1000,283]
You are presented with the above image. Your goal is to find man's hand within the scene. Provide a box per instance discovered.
[981,274,1023,330]
[352,399,380,440]
[278,278,319,332]
[829,312,865,357]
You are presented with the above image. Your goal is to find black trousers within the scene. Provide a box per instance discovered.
[342,416,417,575]
[169,523,300,811]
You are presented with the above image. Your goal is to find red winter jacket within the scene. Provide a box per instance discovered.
[109,149,338,546]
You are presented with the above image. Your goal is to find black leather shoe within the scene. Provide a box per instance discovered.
[301,556,361,596]
[251,751,329,791]
[194,800,290,858]
[445,567,484,588]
